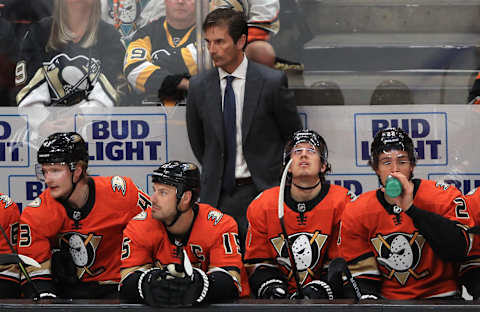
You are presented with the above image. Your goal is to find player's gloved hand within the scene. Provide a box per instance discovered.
[51,249,78,285]
[257,279,288,299]
[140,264,209,307]
[290,280,334,300]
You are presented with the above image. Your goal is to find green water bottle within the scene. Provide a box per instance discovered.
[385,176,402,198]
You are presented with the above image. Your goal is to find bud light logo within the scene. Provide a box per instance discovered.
[354,112,448,167]
[8,175,45,212]
[0,116,30,167]
[78,113,167,166]
[326,174,378,196]
[428,173,480,195]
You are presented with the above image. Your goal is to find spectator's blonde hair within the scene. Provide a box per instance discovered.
[47,0,100,51]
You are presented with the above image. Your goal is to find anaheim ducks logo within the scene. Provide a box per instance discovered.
[371,232,429,285]
[271,231,328,285]
[59,232,104,279]
[207,210,223,225]
[111,176,127,196]
[0,194,13,208]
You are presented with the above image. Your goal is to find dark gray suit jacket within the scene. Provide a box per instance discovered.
[186,60,302,207]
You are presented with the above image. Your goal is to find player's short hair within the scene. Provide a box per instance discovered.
[369,127,416,170]
[202,8,248,48]
[152,161,200,205]
[37,132,89,171]
[283,129,331,183]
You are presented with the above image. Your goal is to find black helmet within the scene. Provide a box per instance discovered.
[152,161,200,202]
[369,127,416,169]
[37,132,88,167]
[283,129,331,181]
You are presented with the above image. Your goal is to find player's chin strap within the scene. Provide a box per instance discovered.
[293,179,321,190]
[165,192,187,228]
[61,163,81,203]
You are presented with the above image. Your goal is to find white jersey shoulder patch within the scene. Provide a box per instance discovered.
[27,197,42,208]
[207,210,223,226]
[0,194,13,208]
[111,176,127,196]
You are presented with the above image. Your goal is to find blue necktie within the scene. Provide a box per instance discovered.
[223,75,236,194]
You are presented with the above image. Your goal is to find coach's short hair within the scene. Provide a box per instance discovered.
[202,8,248,47]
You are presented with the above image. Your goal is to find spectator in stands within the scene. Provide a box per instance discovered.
[244,129,356,299]
[18,132,151,299]
[211,0,280,68]
[15,0,123,146]
[340,127,474,299]
[186,8,301,251]
[124,0,196,106]
[100,0,164,48]
[119,160,248,307]
[0,6,16,106]
[0,192,20,298]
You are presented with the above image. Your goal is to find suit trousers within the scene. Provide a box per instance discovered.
[217,183,259,254]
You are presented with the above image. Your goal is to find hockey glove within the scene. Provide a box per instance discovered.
[158,73,189,101]
[257,279,288,299]
[140,264,209,307]
[51,249,79,285]
[290,280,334,300]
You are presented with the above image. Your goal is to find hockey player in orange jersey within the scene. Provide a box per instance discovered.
[340,127,474,300]
[0,193,20,298]
[18,132,151,299]
[119,160,248,307]
[244,129,357,299]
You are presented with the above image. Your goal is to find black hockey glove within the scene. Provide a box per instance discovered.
[257,279,288,299]
[51,249,79,285]
[158,73,189,101]
[140,264,209,307]
[290,280,334,300]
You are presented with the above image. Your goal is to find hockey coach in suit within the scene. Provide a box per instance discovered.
[186,8,301,247]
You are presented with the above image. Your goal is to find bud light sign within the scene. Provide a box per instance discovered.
[354,112,448,167]
[428,173,480,195]
[78,113,167,166]
[0,115,30,167]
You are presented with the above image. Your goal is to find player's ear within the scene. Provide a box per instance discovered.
[181,191,192,207]
[72,164,83,182]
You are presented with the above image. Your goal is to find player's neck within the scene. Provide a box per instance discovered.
[68,178,89,210]
[167,208,194,236]
[290,177,322,202]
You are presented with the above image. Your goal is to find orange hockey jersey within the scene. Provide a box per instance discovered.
[18,176,150,285]
[463,187,480,276]
[121,203,249,297]
[244,184,354,293]
[0,194,20,284]
[341,179,474,299]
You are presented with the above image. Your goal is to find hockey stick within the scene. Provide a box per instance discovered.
[0,224,41,300]
[328,258,362,302]
[0,254,40,268]
[278,159,304,299]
